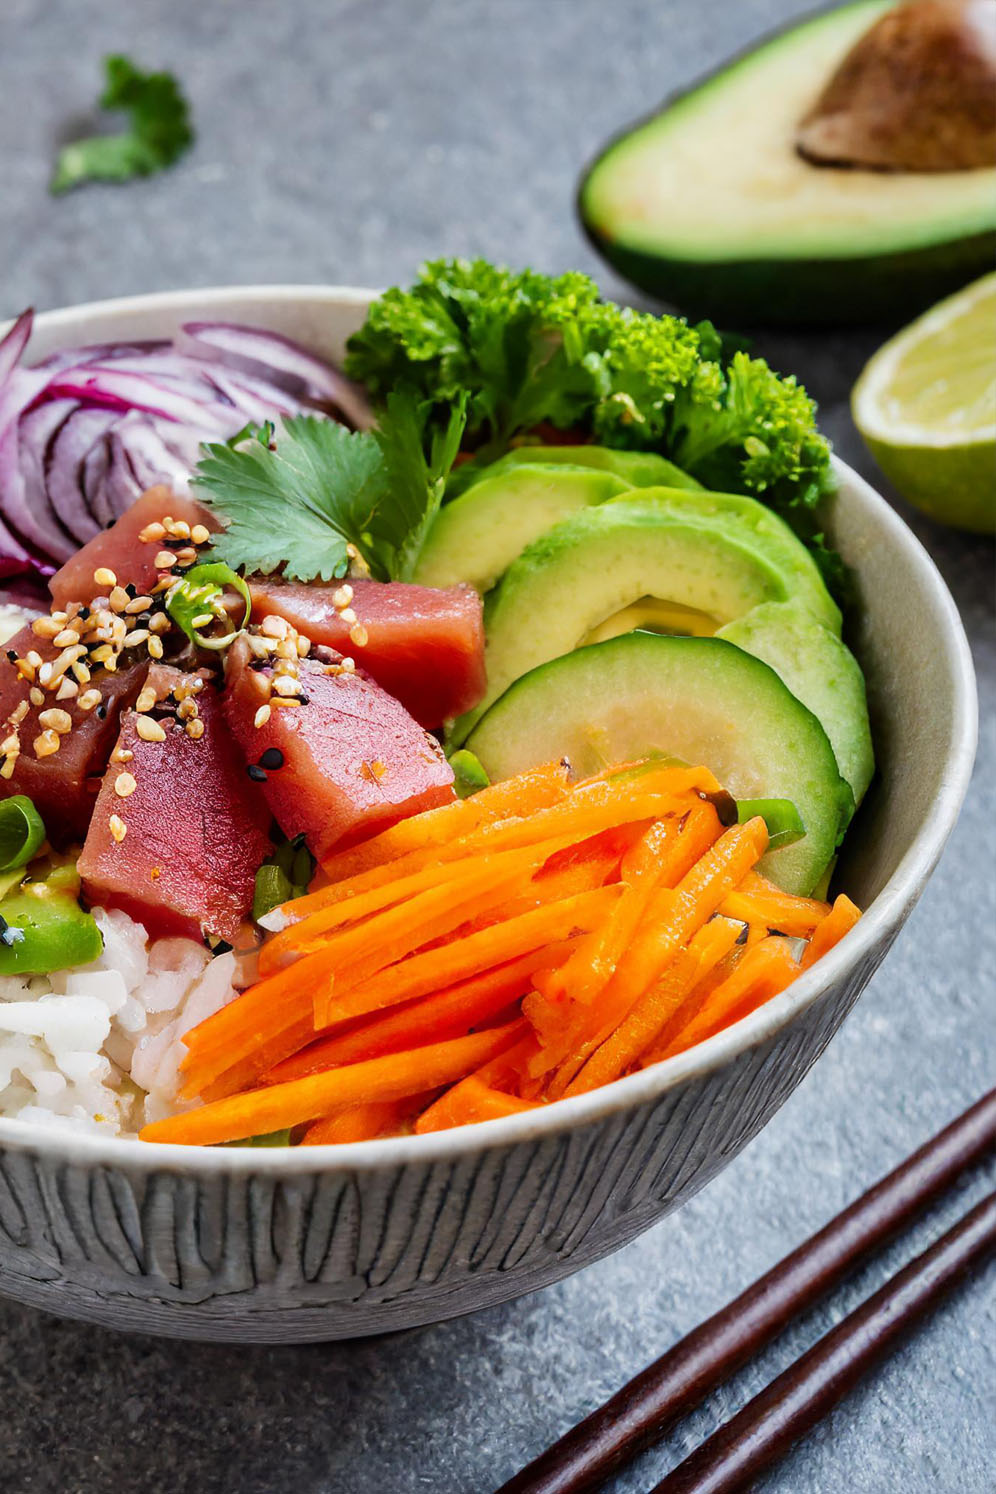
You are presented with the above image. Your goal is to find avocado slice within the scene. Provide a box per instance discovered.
[579,0,996,326]
[477,445,701,490]
[414,463,631,592]
[718,599,874,808]
[466,632,852,895]
[450,494,840,743]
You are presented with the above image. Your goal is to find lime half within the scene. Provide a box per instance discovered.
[852,272,996,533]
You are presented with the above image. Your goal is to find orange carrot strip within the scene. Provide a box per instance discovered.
[414,1076,544,1134]
[318,762,571,881]
[264,941,579,1084]
[652,936,801,1062]
[564,915,744,1096]
[545,817,769,1096]
[182,886,618,1097]
[720,870,830,938]
[801,894,862,969]
[300,1099,412,1145]
[142,1021,527,1147]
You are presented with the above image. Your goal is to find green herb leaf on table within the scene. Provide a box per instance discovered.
[194,395,466,585]
[52,55,193,194]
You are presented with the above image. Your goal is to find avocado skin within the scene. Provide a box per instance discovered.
[578,219,996,330]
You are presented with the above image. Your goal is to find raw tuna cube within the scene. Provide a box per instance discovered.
[0,623,148,843]
[78,665,272,942]
[50,487,217,610]
[224,637,455,863]
[248,578,486,727]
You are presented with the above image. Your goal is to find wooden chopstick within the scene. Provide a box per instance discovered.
[496,1088,996,1494]
[651,1190,996,1493]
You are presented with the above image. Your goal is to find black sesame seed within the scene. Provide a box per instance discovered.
[297,693,310,706]
[259,748,284,771]
[125,583,137,599]
[5,650,16,664]
[96,705,108,720]
[735,923,750,946]
[247,763,268,783]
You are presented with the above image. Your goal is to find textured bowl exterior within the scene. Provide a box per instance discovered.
[0,288,977,1342]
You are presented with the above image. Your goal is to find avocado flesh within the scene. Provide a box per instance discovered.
[466,633,851,896]
[451,497,837,744]
[580,0,996,325]
[718,600,874,808]
[413,464,631,591]
[584,597,720,643]
[490,445,701,490]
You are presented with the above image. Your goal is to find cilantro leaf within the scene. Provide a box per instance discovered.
[192,396,466,584]
[51,55,193,194]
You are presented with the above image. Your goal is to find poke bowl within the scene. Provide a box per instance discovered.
[0,280,976,1342]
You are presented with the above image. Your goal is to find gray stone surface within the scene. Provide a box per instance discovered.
[0,0,993,1490]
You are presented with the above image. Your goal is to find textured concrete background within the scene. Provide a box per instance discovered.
[0,2,993,1491]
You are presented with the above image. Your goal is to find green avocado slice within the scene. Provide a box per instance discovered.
[579,0,996,326]
[466,632,852,896]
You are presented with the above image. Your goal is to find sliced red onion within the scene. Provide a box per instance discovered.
[0,311,365,583]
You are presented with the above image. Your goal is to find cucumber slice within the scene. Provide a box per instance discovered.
[465,632,852,895]
[453,497,838,744]
[718,599,873,806]
[413,464,631,591]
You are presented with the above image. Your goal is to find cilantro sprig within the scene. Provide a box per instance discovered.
[52,55,193,194]
[192,395,466,585]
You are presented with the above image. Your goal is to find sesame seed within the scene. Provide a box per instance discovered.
[349,623,369,648]
[109,586,130,613]
[139,523,166,543]
[246,763,268,783]
[185,718,205,740]
[148,612,171,634]
[247,634,271,659]
[123,629,150,648]
[0,758,15,780]
[175,547,197,566]
[261,615,289,640]
[33,729,60,759]
[147,637,164,660]
[114,772,137,799]
[25,651,42,670]
[341,656,355,673]
[177,698,197,720]
[52,628,79,648]
[258,747,284,771]
[338,607,357,625]
[93,567,116,588]
[72,661,91,685]
[15,661,35,683]
[111,746,134,763]
[254,704,271,729]
[55,677,78,702]
[78,689,102,712]
[109,815,127,843]
[89,644,114,664]
[332,584,353,609]
[191,524,211,546]
[29,687,44,708]
[271,676,299,697]
[135,687,157,713]
[96,704,107,719]
[296,636,310,658]
[275,639,297,661]
[154,551,175,569]
[10,701,29,726]
[135,717,167,743]
[31,617,63,640]
[171,520,191,540]
[1,734,19,755]
[38,708,72,735]
[273,659,298,677]
[191,613,214,630]
[125,595,154,615]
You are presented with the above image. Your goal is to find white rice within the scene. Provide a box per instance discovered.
[0,907,239,1137]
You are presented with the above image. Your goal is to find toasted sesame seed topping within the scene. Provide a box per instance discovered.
[25,651,42,670]
[1,733,19,755]
[111,745,134,763]
[123,629,150,649]
[135,686,157,713]
[154,551,176,569]
[33,729,60,759]
[109,814,128,843]
[125,595,154,615]
[109,586,131,613]
[190,524,211,546]
[31,617,62,640]
[177,698,198,720]
[349,623,369,649]
[247,763,268,783]
[296,635,310,658]
[171,520,191,540]
[55,677,79,702]
[147,637,164,660]
[93,567,117,588]
[254,704,271,729]
[136,716,167,743]
[148,612,171,634]
[29,687,44,708]
[52,628,79,648]
[185,717,205,740]
[261,615,289,640]
[10,701,29,726]
[175,547,197,566]
[114,772,137,798]
[191,613,214,630]
[271,676,299,697]
[0,758,16,780]
[338,607,357,625]
[332,584,353,609]
[139,522,166,543]
[78,688,102,712]
[72,661,91,685]
[38,708,72,735]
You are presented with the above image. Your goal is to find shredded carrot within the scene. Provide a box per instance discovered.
[801,894,862,968]
[142,1021,526,1146]
[299,1099,413,1145]
[415,1076,543,1134]
[652,936,801,1062]
[719,871,830,938]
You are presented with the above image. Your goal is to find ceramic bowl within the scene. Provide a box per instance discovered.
[0,288,977,1342]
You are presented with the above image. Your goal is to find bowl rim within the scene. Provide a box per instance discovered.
[0,284,979,1175]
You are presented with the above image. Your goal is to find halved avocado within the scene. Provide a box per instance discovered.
[479,445,701,490]
[465,632,852,895]
[413,464,631,591]
[718,599,874,806]
[450,497,839,743]
[579,0,996,326]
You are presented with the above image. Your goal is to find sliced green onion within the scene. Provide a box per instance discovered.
[166,562,251,651]
[252,863,293,923]
[448,748,490,799]
[737,797,806,850]
[0,795,46,871]
[252,833,316,922]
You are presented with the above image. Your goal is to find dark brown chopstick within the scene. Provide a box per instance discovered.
[651,1190,996,1493]
[496,1088,996,1494]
